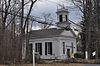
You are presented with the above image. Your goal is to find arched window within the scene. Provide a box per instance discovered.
[65,15,68,21]
[59,15,62,22]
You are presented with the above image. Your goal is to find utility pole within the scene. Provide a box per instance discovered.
[85,0,93,59]
[95,0,100,59]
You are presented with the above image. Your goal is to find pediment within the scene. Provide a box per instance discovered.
[61,30,76,37]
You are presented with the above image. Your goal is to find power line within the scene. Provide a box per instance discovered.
[68,19,82,28]
[0,9,72,30]
[0,8,83,31]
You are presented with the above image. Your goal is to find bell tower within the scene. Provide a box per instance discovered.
[56,6,70,29]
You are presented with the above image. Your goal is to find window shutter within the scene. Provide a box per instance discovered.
[45,42,47,55]
[50,42,52,55]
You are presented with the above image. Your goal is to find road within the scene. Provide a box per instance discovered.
[85,64,100,66]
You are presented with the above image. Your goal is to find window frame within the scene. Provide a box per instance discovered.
[35,43,42,55]
[63,42,65,54]
[45,42,52,55]
[59,15,63,22]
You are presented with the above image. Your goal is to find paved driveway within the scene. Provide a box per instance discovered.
[85,64,100,66]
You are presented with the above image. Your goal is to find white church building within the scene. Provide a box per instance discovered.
[24,7,77,60]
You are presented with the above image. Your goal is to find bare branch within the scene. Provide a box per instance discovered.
[5,1,31,28]
[23,0,37,30]
[71,0,83,13]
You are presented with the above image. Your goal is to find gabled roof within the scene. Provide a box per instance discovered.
[30,28,63,39]
[30,28,76,39]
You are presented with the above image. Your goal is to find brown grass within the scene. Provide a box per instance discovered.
[0,63,84,66]
[36,63,84,66]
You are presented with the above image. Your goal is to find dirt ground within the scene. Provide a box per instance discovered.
[0,63,84,66]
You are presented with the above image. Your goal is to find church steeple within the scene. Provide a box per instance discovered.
[56,6,70,29]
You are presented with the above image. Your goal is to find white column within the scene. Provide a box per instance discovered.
[85,51,88,60]
[33,49,35,66]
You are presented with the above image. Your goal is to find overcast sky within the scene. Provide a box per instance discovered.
[27,0,82,30]
[31,0,82,22]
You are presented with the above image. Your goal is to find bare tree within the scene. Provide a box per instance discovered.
[40,13,54,29]
[71,0,100,59]
[0,0,38,63]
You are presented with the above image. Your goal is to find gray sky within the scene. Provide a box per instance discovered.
[27,0,82,29]
[33,0,82,21]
